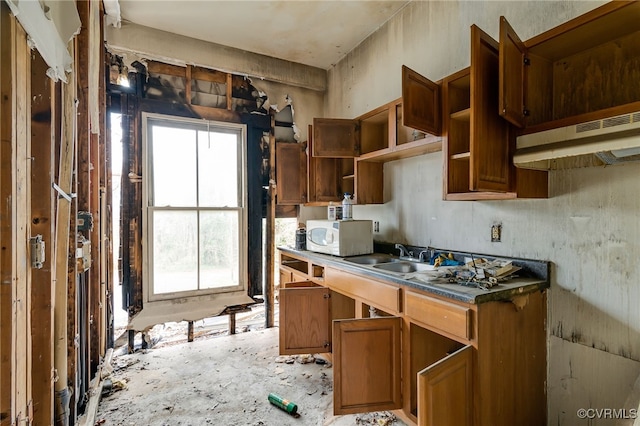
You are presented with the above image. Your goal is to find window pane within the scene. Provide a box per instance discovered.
[152,125,197,207]
[152,210,198,294]
[198,130,240,207]
[199,210,239,289]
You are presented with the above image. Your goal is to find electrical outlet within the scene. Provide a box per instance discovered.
[491,224,502,242]
[373,221,380,233]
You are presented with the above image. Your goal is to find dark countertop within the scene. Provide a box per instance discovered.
[278,246,550,305]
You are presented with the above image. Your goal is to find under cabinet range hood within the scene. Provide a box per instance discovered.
[513,111,640,170]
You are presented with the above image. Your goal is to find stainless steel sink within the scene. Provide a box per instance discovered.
[342,253,401,265]
[373,261,435,273]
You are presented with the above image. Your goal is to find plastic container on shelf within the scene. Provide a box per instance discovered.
[327,201,342,220]
[342,193,353,220]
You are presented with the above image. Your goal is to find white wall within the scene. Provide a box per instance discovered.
[325,1,640,424]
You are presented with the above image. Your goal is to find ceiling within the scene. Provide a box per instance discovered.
[115,1,411,69]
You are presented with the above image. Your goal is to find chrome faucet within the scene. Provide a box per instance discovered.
[418,249,432,263]
[395,243,413,260]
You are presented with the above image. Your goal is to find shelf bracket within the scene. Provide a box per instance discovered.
[52,182,75,202]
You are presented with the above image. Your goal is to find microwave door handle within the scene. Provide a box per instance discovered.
[326,232,334,244]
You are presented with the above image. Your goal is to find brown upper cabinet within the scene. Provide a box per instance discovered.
[402,65,441,137]
[309,67,443,204]
[499,1,640,133]
[443,25,548,200]
[274,105,309,206]
[275,141,307,205]
[306,124,356,204]
[312,118,360,158]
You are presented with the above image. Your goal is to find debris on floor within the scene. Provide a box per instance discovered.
[95,305,406,426]
[355,411,398,425]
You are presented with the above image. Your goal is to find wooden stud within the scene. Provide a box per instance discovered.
[185,65,192,105]
[187,321,194,342]
[53,37,77,424]
[127,330,134,354]
[229,314,236,335]
[147,61,186,78]
[226,73,233,111]
[190,66,227,84]
[29,50,55,426]
[189,104,241,124]
[9,17,34,425]
[103,98,114,350]
[264,115,276,328]
[1,3,14,420]
[99,0,110,354]
[87,2,105,379]
[76,0,99,386]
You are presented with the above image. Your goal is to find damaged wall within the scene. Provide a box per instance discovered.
[104,21,325,140]
[104,24,324,331]
[321,1,640,424]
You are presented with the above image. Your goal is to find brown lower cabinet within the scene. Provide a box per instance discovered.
[278,251,546,426]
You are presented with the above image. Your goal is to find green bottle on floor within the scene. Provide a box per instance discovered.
[268,393,298,415]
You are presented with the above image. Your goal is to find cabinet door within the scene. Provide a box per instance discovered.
[275,142,307,205]
[402,65,441,136]
[333,317,402,415]
[470,25,513,193]
[354,160,383,205]
[417,345,473,426]
[279,269,292,288]
[499,16,527,128]
[279,282,331,355]
[313,118,360,157]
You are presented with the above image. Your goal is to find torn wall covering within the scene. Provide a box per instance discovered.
[4,0,80,82]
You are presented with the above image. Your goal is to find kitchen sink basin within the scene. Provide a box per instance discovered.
[373,261,435,273]
[342,253,401,265]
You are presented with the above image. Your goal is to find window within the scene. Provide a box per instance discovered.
[143,114,247,301]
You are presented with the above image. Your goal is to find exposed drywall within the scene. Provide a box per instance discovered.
[322,1,640,424]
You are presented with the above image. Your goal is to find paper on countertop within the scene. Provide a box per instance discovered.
[405,266,456,283]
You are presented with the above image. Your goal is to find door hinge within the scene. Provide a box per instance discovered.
[29,235,45,269]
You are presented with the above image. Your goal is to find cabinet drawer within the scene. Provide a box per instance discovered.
[325,268,401,314]
[405,291,470,341]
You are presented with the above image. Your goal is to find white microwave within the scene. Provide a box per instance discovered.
[306,219,373,257]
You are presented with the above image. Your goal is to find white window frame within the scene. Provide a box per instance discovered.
[133,113,253,330]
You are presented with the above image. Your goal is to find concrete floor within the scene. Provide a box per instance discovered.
[95,314,406,426]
